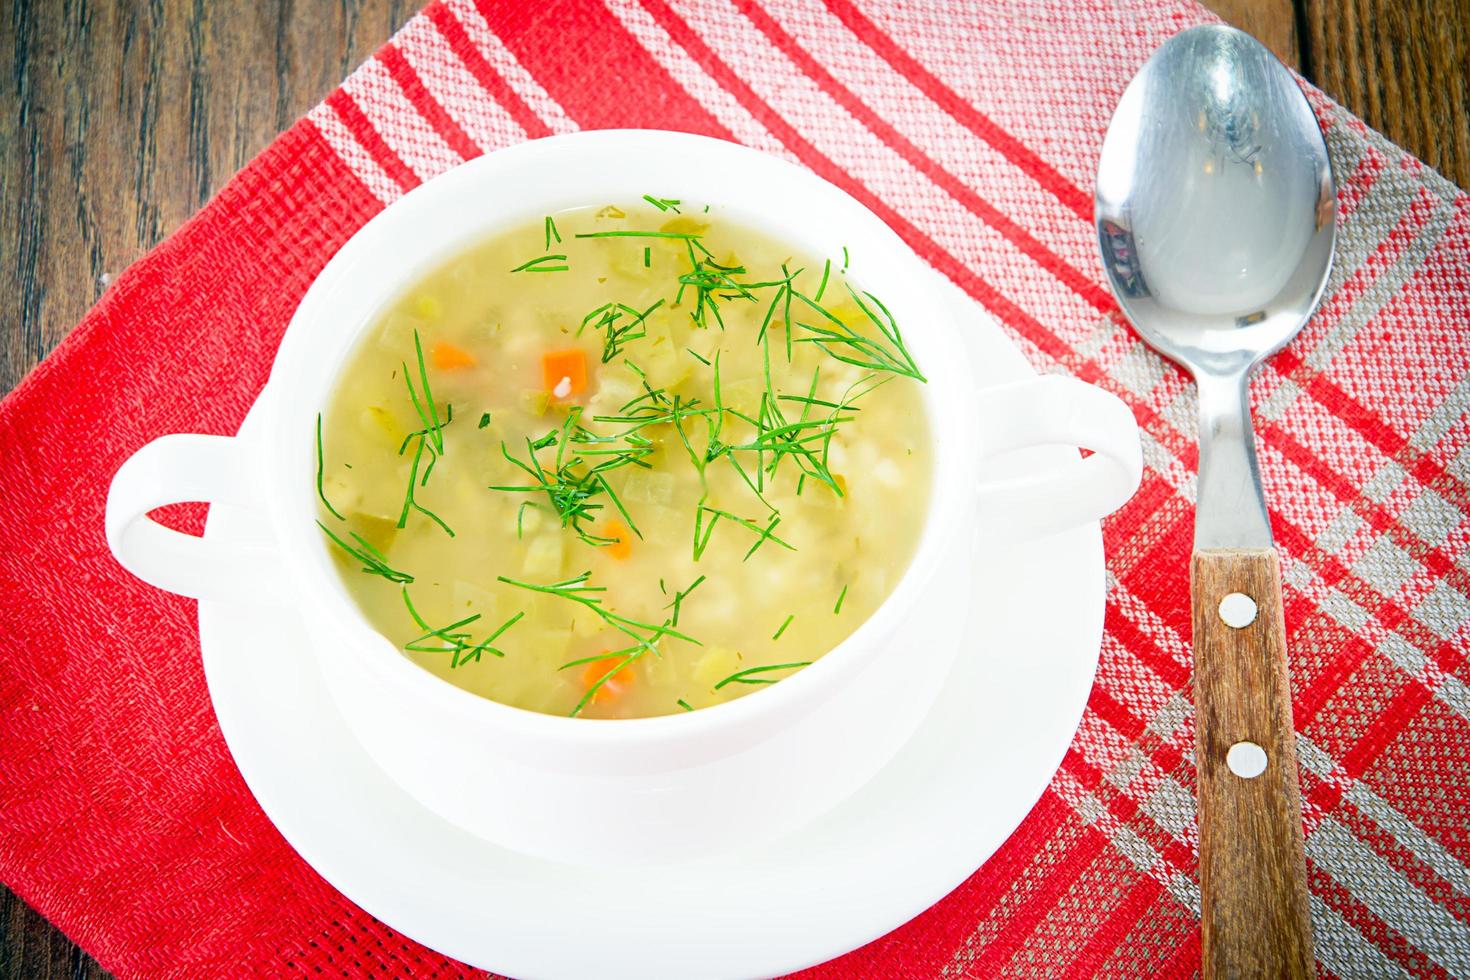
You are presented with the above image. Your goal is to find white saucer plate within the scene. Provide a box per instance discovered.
[199,284,1106,979]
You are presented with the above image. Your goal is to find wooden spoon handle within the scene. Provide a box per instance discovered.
[1192,548,1315,978]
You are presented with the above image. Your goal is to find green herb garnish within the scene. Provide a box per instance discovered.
[544,215,561,250]
[834,584,848,614]
[693,504,794,561]
[511,253,569,273]
[316,521,413,583]
[643,195,682,212]
[665,574,707,627]
[714,661,812,690]
[772,614,794,640]
[401,587,524,668]
[498,571,699,661]
[676,698,694,711]
[794,285,924,380]
[403,330,446,453]
[316,413,344,520]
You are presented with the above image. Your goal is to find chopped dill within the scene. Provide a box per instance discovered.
[316,520,413,583]
[713,661,812,690]
[478,412,492,429]
[498,570,699,660]
[814,258,831,303]
[772,614,794,640]
[575,230,704,240]
[401,587,524,668]
[794,284,924,381]
[316,413,344,520]
[834,583,848,614]
[643,246,651,267]
[557,646,645,716]
[643,195,681,212]
[544,215,562,250]
[583,298,664,363]
[665,574,706,627]
[677,698,694,711]
[511,253,569,273]
[398,434,455,537]
[403,329,445,453]
[686,347,711,365]
[693,504,794,561]
[841,245,849,270]
[491,408,649,547]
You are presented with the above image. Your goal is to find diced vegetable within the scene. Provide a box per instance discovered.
[600,519,633,560]
[621,469,675,505]
[431,341,477,370]
[520,389,552,417]
[582,654,635,704]
[542,348,589,397]
[523,534,564,578]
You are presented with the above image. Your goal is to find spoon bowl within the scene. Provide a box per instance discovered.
[1096,25,1336,379]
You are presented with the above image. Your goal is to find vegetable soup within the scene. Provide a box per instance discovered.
[315,202,932,718]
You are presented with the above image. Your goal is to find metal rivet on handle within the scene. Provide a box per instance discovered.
[1218,592,1257,628]
[1227,741,1269,779]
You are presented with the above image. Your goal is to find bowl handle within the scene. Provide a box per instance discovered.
[974,375,1143,543]
[105,433,285,604]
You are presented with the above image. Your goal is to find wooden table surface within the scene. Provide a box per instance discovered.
[2,0,1466,974]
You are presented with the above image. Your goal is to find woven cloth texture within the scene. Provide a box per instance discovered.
[2,0,1468,976]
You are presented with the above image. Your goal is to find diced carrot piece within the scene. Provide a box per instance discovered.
[582,654,635,704]
[600,519,633,560]
[541,348,588,397]
[431,340,477,370]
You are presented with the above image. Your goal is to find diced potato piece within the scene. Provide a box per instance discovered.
[360,405,405,444]
[640,503,685,547]
[520,389,551,417]
[452,580,499,617]
[621,469,675,505]
[660,215,709,236]
[515,503,545,537]
[522,534,564,579]
[322,474,362,514]
[721,378,762,415]
[693,646,742,691]
[873,458,902,488]
[569,605,605,638]
[376,311,425,352]
[352,513,399,554]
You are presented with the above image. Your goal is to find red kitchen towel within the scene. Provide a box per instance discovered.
[3,0,1468,976]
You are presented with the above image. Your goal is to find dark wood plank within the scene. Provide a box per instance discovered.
[1300,0,1470,190]
[1201,0,1303,69]
[0,0,415,393]
[0,5,414,974]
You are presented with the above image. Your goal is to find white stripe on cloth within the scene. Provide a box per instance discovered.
[395,15,530,154]
[342,56,462,182]
[305,104,400,206]
[444,0,579,135]
[603,0,795,160]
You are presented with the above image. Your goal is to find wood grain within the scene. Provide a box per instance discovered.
[0,0,1465,976]
[1301,0,1470,192]
[1192,549,1314,979]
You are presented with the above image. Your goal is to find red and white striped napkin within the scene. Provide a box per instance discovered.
[2,0,1467,975]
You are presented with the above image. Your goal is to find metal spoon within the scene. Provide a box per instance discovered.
[1095,25,1334,979]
